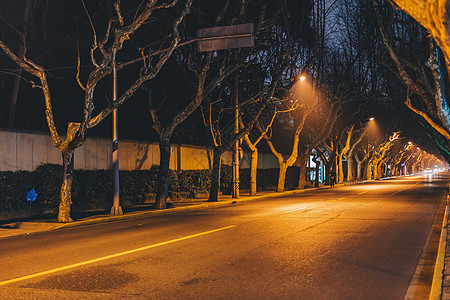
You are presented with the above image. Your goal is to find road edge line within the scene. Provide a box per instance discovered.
[404,185,448,300]
[429,194,449,300]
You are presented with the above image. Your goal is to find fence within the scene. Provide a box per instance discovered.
[0,128,278,171]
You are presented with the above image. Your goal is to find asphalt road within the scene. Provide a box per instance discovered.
[0,174,448,299]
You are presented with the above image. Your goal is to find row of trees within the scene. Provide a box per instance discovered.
[373,0,450,162]
[0,0,448,222]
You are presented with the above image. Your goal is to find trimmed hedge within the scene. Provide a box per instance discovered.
[0,164,298,212]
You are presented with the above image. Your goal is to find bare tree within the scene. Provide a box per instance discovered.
[389,0,450,78]
[147,0,278,208]
[345,126,369,182]
[370,132,400,179]
[373,0,450,161]
[204,61,286,201]
[0,0,193,222]
[242,104,294,195]
[354,143,374,180]
[263,82,316,192]
[316,140,337,185]
[386,141,413,176]
[297,101,340,189]
[198,0,313,200]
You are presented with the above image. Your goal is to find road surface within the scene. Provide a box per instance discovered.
[0,174,448,299]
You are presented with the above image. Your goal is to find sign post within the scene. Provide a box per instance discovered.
[197,23,254,199]
[197,23,254,52]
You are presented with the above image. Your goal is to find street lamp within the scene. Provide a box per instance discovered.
[369,117,374,121]
[299,75,306,81]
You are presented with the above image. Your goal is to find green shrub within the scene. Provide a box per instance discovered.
[0,163,288,212]
[33,164,63,207]
[73,169,112,210]
[0,171,33,211]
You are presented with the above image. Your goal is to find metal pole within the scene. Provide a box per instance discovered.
[110,49,123,216]
[232,72,239,198]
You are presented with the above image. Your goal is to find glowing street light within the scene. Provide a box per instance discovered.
[299,75,306,81]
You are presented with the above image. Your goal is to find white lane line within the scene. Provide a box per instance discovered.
[0,225,236,286]
[284,207,311,214]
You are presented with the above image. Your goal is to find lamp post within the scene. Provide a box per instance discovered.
[232,71,240,198]
[110,48,123,216]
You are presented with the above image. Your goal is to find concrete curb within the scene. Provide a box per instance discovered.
[51,186,324,231]
[403,183,449,300]
[430,195,448,300]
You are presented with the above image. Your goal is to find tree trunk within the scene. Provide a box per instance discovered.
[58,150,74,223]
[249,149,258,195]
[313,157,320,187]
[154,137,171,209]
[375,161,383,180]
[354,153,362,180]
[337,154,344,184]
[324,162,331,185]
[364,162,372,180]
[297,154,308,190]
[208,149,222,202]
[356,161,362,180]
[346,152,354,182]
[277,161,288,192]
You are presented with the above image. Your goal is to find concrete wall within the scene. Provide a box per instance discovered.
[0,129,279,171]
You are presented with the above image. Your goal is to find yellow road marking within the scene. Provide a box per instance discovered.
[429,204,448,300]
[358,191,367,195]
[0,225,236,286]
[339,197,346,200]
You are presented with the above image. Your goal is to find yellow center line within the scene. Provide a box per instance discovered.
[339,197,346,200]
[358,191,367,194]
[0,225,236,286]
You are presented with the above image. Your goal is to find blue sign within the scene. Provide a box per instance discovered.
[27,187,38,202]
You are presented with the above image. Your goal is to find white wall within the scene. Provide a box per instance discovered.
[0,129,279,171]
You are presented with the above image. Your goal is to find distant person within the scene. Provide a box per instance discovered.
[330,170,336,187]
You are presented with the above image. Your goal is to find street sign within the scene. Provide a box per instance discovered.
[197,23,254,52]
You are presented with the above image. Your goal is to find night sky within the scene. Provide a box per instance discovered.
[0,0,447,162]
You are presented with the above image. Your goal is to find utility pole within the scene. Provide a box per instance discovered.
[110,48,123,216]
[233,70,240,198]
